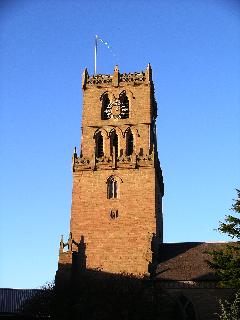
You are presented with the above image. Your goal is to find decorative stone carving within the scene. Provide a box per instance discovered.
[73,150,156,172]
[73,156,92,172]
[137,153,154,167]
[96,155,111,163]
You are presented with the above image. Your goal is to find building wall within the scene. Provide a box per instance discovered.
[70,168,159,275]
[62,66,164,276]
[55,66,235,320]
[160,287,235,320]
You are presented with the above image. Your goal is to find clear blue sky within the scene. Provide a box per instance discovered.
[0,0,239,289]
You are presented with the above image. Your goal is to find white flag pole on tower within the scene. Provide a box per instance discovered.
[94,35,117,75]
[94,35,98,75]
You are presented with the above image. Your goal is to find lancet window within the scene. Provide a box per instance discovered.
[107,176,118,199]
[101,92,111,120]
[126,129,134,156]
[119,91,129,119]
[95,132,104,158]
[110,131,119,157]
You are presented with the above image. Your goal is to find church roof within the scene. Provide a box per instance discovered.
[0,288,41,314]
[156,242,227,281]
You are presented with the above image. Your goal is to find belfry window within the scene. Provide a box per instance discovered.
[126,130,134,156]
[110,131,118,157]
[119,91,129,119]
[95,133,104,158]
[101,93,111,120]
[107,177,118,199]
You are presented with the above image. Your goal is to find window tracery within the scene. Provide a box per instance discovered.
[100,91,129,120]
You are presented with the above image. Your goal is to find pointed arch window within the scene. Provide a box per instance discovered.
[178,295,196,320]
[119,91,129,119]
[101,92,111,120]
[110,131,119,157]
[95,132,104,158]
[107,176,118,199]
[126,129,134,156]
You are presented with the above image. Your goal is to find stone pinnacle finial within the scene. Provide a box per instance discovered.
[145,63,152,83]
[82,68,89,89]
[72,147,77,172]
[113,65,119,87]
[59,235,64,253]
[68,232,73,252]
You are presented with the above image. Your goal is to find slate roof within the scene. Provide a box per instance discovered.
[156,242,227,281]
[0,288,41,313]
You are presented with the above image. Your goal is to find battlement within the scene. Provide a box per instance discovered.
[72,149,155,172]
[82,64,152,89]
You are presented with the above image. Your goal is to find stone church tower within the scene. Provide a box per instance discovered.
[57,65,164,279]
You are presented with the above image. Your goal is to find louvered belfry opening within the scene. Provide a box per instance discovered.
[119,91,129,119]
[101,92,111,120]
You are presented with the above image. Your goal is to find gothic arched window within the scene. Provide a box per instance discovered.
[101,92,111,120]
[107,176,118,199]
[119,91,129,119]
[178,295,196,320]
[126,129,134,156]
[110,131,119,157]
[95,132,104,158]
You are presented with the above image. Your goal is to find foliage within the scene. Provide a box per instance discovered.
[20,281,56,318]
[216,291,240,320]
[217,189,240,239]
[208,189,240,288]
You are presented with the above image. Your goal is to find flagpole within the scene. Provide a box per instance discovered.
[94,35,98,75]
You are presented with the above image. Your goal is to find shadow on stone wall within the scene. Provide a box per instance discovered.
[21,267,183,320]
[20,238,236,320]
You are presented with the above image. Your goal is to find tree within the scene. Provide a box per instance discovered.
[217,291,240,320]
[208,189,240,288]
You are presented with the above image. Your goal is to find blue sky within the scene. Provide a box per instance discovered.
[0,0,239,288]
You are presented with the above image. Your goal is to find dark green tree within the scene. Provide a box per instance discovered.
[208,189,240,288]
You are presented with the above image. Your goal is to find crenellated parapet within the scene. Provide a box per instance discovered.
[86,74,113,86]
[72,147,157,172]
[136,153,154,168]
[82,64,152,89]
